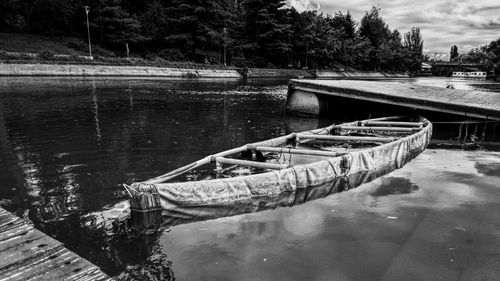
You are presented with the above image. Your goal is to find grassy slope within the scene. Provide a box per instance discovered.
[0,32,113,56]
[0,32,235,69]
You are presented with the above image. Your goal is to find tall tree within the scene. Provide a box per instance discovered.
[404,27,424,72]
[163,0,236,62]
[357,6,393,70]
[358,7,390,48]
[242,0,292,67]
[331,11,356,40]
[91,0,146,49]
[450,45,459,62]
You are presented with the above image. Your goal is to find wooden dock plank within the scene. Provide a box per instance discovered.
[287,80,500,120]
[0,207,112,281]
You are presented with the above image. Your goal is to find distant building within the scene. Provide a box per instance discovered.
[452,71,487,80]
[421,63,432,75]
[452,66,486,79]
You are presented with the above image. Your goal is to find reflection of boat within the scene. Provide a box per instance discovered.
[120,115,432,226]
[284,116,319,133]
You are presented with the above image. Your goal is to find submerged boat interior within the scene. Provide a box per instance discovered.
[131,115,429,184]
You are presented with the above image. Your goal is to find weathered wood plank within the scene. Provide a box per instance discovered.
[0,207,112,281]
[216,157,289,170]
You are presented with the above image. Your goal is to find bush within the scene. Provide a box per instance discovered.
[158,48,185,61]
[232,56,255,68]
[0,51,9,60]
[38,49,55,60]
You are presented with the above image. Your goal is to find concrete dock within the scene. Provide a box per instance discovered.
[0,207,111,281]
[286,79,500,120]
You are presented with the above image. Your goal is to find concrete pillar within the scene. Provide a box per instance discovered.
[286,89,326,116]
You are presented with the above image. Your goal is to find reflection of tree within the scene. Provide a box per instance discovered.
[116,252,174,281]
[1,77,293,279]
[40,213,175,280]
[0,102,29,212]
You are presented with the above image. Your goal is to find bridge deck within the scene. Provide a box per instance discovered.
[0,207,111,281]
[287,79,500,120]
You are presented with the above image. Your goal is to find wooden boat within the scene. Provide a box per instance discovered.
[121,115,432,227]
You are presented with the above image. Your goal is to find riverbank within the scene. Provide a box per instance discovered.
[0,63,410,79]
[0,63,242,78]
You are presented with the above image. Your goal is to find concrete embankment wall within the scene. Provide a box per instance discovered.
[242,68,314,78]
[239,69,408,79]
[0,63,410,79]
[0,63,242,78]
[315,71,409,79]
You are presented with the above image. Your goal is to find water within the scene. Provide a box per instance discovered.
[409,77,500,92]
[0,77,500,280]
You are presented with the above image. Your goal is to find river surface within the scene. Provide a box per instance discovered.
[0,77,499,280]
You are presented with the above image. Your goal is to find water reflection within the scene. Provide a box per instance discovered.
[164,149,500,281]
[0,77,319,276]
[409,77,500,92]
[1,77,500,280]
[370,177,419,197]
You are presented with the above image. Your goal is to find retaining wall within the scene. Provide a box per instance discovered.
[241,68,314,78]
[0,63,242,78]
[315,71,409,79]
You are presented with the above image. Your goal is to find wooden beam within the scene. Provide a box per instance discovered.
[365,115,407,121]
[333,125,420,132]
[362,121,424,127]
[255,146,345,158]
[216,157,288,170]
[296,134,395,143]
[145,145,249,184]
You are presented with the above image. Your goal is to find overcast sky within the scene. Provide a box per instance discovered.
[287,0,500,60]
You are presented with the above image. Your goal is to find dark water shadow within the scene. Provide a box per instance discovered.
[370,177,419,197]
[475,162,500,178]
[36,212,175,280]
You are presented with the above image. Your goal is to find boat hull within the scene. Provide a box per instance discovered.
[128,117,432,227]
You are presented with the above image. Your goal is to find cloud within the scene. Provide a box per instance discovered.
[314,0,500,56]
[285,0,321,13]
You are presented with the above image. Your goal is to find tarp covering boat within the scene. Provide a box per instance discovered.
[125,116,432,226]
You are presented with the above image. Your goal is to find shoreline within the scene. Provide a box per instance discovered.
[0,63,242,78]
[0,63,410,79]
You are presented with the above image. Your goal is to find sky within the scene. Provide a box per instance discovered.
[286,0,500,60]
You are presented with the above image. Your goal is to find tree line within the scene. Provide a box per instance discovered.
[0,0,423,72]
[449,39,500,74]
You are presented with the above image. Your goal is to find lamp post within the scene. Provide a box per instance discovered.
[84,6,93,59]
[223,27,227,66]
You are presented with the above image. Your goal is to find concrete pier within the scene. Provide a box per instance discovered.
[0,207,111,280]
[286,79,500,120]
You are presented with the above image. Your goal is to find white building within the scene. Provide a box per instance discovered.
[452,71,487,79]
